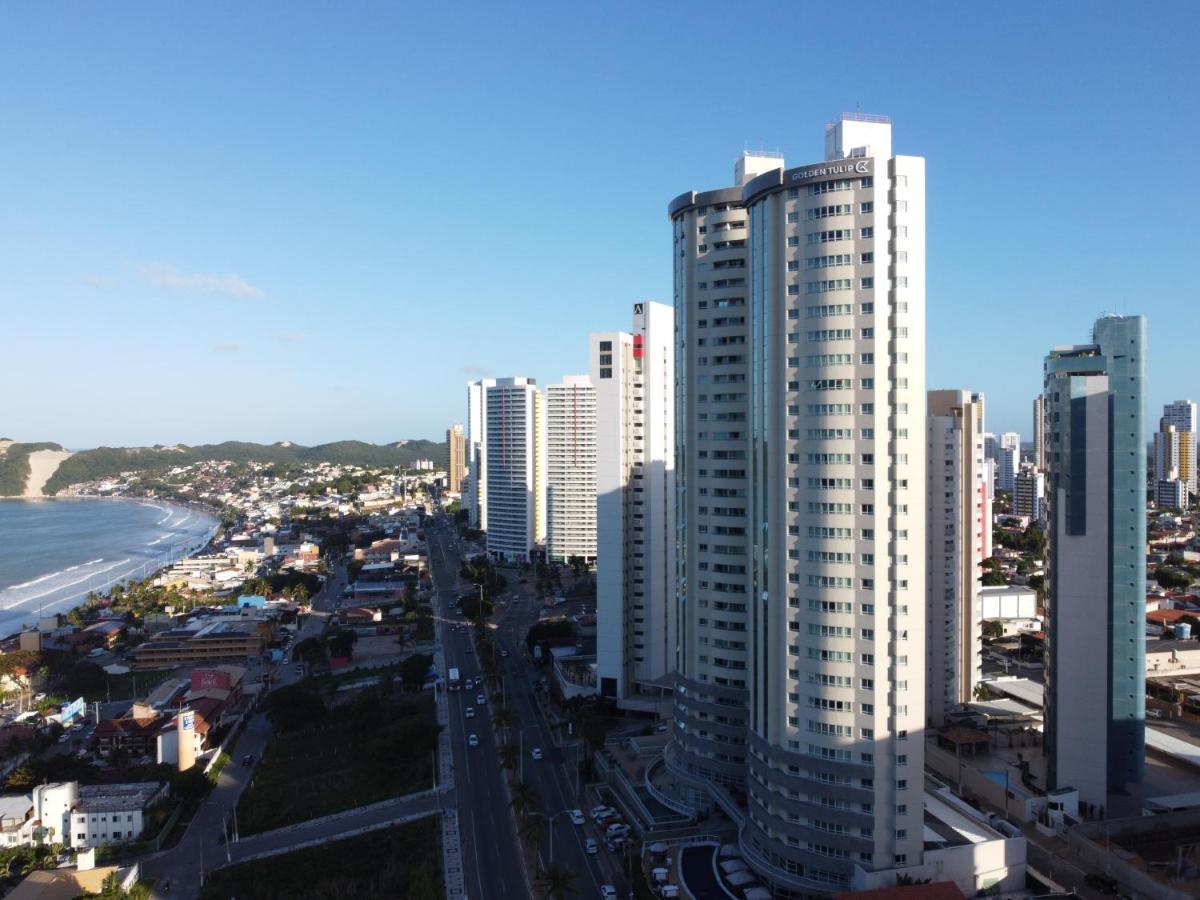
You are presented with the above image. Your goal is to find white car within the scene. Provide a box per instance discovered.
[569,809,584,826]
[606,823,631,839]
[531,747,543,760]
[600,887,617,900]
[464,707,475,718]
[476,694,486,705]
[585,838,598,855]
[591,806,616,822]
[468,733,479,747]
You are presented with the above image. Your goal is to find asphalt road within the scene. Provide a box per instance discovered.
[427,521,527,900]
[429,517,627,899]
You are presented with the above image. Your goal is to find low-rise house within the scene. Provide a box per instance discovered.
[0,795,33,847]
[94,711,163,758]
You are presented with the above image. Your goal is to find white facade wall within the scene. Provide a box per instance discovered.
[71,807,146,848]
[545,376,597,564]
[593,302,675,704]
[743,116,928,890]
[465,378,495,528]
[926,390,988,727]
[1048,374,1112,806]
[483,378,544,563]
[980,585,1038,620]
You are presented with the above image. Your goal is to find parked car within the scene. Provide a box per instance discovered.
[584,838,598,855]
[606,823,631,839]
[591,806,616,821]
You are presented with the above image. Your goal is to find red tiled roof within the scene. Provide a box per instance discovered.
[1149,609,1198,625]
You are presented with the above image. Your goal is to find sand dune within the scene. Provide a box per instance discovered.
[23,449,73,497]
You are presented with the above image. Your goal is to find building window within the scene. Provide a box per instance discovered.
[599,368,612,379]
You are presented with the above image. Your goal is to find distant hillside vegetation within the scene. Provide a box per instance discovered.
[40,440,447,495]
[0,442,65,496]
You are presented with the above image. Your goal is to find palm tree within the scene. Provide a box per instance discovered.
[519,813,545,861]
[497,742,519,773]
[509,780,540,821]
[538,863,578,900]
[493,707,516,740]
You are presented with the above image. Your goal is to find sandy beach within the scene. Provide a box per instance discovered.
[22,449,73,497]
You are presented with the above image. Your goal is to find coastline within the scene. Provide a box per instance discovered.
[0,496,222,639]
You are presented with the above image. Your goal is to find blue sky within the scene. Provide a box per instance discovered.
[2,2,1197,447]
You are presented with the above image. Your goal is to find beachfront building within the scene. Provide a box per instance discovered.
[1044,314,1146,812]
[926,390,989,727]
[592,301,675,710]
[545,376,597,565]
[669,113,929,894]
[482,377,545,564]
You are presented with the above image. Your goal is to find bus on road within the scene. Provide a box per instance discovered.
[448,667,461,690]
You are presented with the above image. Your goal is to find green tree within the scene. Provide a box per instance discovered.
[538,863,579,900]
[497,743,519,772]
[401,653,434,691]
[509,780,540,821]
[263,684,326,732]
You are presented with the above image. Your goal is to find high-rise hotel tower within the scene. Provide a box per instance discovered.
[669,114,926,894]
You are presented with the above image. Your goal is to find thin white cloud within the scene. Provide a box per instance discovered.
[143,262,264,299]
[215,342,242,353]
[82,274,112,288]
[459,364,491,377]
[277,330,305,343]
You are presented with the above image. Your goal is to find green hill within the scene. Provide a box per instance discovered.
[0,442,65,496]
[39,439,447,495]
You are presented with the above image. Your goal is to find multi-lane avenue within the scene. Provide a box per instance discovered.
[427,516,627,899]
[427,520,527,899]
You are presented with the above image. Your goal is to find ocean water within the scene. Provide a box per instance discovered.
[0,499,218,637]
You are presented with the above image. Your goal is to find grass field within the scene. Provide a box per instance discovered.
[199,816,442,899]
[236,689,438,835]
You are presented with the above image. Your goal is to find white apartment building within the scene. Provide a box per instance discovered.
[465,378,496,528]
[926,390,989,727]
[593,301,675,709]
[1032,395,1045,471]
[1155,403,1197,493]
[1162,399,1198,433]
[670,114,928,896]
[545,376,597,565]
[997,432,1020,493]
[482,377,545,563]
[25,781,167,849]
